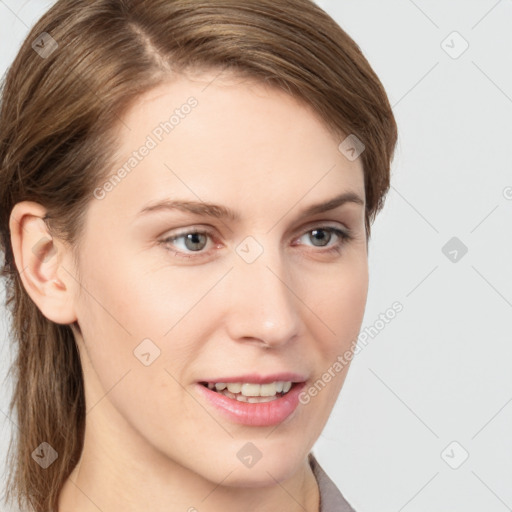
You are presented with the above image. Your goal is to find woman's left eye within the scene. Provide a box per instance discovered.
[160,225,351,259]
[295,226,351,254]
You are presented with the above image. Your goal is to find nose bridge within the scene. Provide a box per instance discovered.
[225,238,301,347]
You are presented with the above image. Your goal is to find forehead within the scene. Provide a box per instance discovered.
[92,71,365,223]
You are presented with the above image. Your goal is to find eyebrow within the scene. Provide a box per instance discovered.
[136,191,364,222]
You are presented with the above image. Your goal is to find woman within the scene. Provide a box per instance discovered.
[0,1,397,511]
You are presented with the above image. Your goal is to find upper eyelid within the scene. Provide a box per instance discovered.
[164,219,349,238]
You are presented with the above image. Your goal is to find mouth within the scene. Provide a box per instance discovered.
[199,381,301,403]
[196,379,307,426]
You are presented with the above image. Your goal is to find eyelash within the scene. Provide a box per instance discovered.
[159,225,353,260]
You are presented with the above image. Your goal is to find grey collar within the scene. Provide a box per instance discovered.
[308,452,356,512]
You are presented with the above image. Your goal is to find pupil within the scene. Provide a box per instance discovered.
[311,229,330,246]
[185,232,206,251]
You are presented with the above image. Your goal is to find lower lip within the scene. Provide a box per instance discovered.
[196,382,306,427]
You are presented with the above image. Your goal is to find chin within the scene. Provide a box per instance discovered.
[218,444,308,487]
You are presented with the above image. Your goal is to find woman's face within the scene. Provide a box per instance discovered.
[70,70,368,485]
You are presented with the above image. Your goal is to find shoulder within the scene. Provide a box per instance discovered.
[308,452,356,512]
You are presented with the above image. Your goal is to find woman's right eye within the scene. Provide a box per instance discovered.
[161,229,215,259]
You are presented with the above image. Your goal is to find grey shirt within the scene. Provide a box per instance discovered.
[308,453,356,512]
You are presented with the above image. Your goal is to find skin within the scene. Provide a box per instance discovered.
[10,70,368,512]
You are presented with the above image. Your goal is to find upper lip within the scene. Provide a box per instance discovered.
[199,372,307,384]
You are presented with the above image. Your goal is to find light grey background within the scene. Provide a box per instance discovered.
[1,1,511,511]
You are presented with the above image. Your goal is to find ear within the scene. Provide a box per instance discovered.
[9,201,78,325]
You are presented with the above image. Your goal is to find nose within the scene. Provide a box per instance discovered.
[223,245,302,349]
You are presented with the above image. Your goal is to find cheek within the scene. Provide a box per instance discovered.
[314,257,368,343]
[302,268,367,415]
[76,244,192,339]
[72,244,212,395]
[72,265,193,432]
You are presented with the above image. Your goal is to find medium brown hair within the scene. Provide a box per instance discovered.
[0,1,397,510]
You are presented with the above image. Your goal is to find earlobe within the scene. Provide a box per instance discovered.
[9,201,78,325]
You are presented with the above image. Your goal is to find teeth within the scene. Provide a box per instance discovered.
[241,383,263,396]
[207,381,294,397]
[247,396,277,403]
[226,383,242,394]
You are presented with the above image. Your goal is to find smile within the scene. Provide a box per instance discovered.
[201,381,294,402]
[197,381,306,426]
